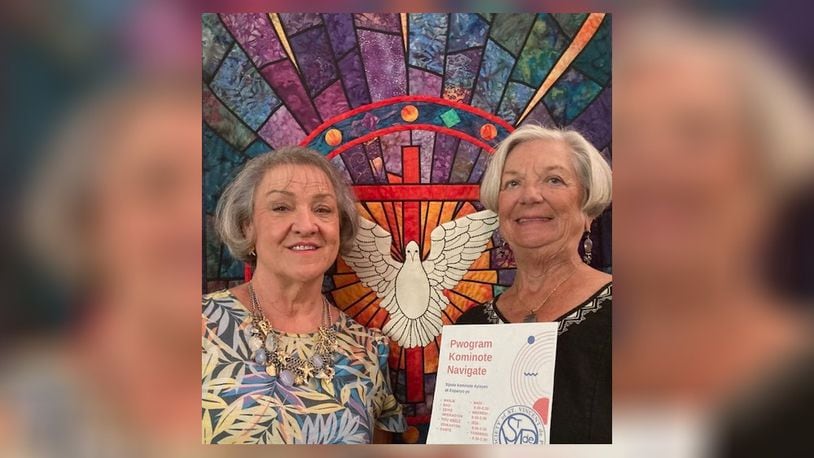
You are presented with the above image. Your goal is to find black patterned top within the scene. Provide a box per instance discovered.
[456,282,612,444]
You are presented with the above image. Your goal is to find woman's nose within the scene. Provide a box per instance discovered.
[518,182,544,204]
[291,208,318,234]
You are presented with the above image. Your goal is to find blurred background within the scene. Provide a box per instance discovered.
[2,0,812,457]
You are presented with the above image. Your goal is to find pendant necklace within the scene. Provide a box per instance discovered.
[522,268,577,323]
[246,282,338,386]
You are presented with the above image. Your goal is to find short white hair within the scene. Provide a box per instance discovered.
[480,124,612,218]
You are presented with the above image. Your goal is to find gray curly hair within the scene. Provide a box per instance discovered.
[215,146,359,262]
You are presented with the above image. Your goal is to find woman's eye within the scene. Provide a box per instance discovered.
[503,179,520,189]
[547,176,565,185]
[315,207,333,214]
[272,205,290,212]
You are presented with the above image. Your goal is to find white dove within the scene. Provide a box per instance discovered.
[342,210,499,348]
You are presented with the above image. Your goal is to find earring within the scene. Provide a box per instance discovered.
[581,232,593,264]
[250,248,256,257]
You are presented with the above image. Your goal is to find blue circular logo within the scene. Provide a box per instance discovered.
[492,405,546,444]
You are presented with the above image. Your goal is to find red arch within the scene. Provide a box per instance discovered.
[300,95,515,147]
[325,124,495,160]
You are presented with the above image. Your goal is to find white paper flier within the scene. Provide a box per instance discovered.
[426,322,558,444]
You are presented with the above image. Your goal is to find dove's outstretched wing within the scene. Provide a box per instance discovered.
[341,217,402,313]
[343,211,498,349]
[422,210,499,311]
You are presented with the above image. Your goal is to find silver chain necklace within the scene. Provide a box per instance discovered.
[246,282,338,386]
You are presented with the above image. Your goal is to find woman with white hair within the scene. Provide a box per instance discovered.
[457,124,613,443]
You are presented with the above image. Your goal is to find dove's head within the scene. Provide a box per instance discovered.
[405,241,421,263]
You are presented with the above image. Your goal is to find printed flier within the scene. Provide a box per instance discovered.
[426,323,558,444]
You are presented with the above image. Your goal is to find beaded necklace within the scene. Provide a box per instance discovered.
[246,282,338,386]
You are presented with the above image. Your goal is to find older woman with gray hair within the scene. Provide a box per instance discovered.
[457,124,612,443]
[202,146,405,444]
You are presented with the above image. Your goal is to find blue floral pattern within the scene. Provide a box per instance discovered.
[202,290,406,444]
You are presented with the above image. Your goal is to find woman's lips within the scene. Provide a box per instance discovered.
[288,243,319,251]
[515,217,553,224]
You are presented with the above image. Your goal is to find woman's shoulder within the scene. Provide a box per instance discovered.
[593,281,612,303]
[202,289,233,302]
[202,289,239,311]
[556,281,612,335]
[587,268,612,294]
[202,289,250,326]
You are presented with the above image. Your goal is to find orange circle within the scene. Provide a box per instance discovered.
[325,128,342,146]
[401,425,420,443]
[401,105,419,122]
[480,123,497,141]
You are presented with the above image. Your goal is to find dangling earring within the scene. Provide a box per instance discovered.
[581,232,593,264]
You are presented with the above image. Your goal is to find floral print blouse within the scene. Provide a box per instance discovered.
[202,290,406,444]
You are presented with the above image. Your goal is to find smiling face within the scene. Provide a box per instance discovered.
[497,139,587,256]
[246,164,341,285]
